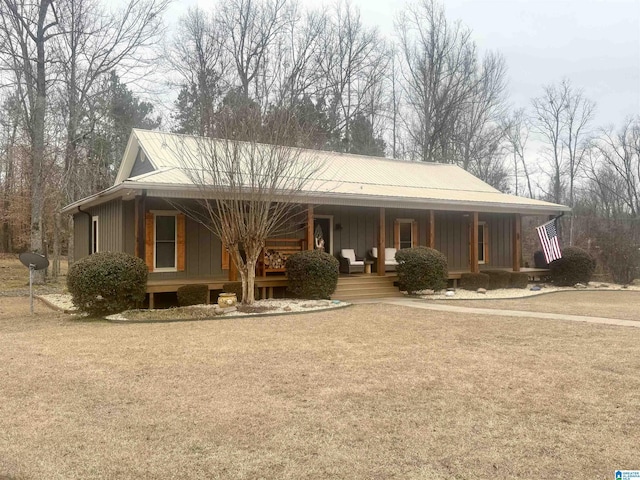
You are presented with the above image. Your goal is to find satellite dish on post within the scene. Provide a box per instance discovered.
[19,252,49,315]
[19,252,49,271]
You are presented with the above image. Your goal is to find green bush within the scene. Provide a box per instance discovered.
[510,272,530,289]
[549,246,596,286]
[395,247,448,294]
[459,272,489,290]
[67,252,148,316]
[286,250,339,299]
[483,270,512,290]
[177,284,208,306]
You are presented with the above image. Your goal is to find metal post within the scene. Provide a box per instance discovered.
[29,264,34,315]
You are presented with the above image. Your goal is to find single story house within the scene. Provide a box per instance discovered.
[63,129,570,304]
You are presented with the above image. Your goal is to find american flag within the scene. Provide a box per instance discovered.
[536,219,562,263]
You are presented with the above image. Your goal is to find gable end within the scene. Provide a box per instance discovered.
[129,147,155,179]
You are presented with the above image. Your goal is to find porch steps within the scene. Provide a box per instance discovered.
[332,275,403,301]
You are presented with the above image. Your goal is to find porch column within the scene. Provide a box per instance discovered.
[428,210,435,248]
[306,204,314,250]
[470,212,479,273]
[377,207,385,276]
[135,192,146,259]
[512,213,521,272]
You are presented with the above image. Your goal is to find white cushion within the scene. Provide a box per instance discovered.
[385,248,397,260]
[371,247,378,258]
[341,249,356,263]
[350,261,364,266]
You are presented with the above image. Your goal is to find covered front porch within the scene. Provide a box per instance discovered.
[137,200,536,305]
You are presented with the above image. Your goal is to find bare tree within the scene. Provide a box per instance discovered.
[563,83,595,243]
[317,1,389,153]
[502,108,534,197]
[0,0,58,281]
[170,6,228,136]
[170,110,324,304]
[397,0,477,163]
[586,117,640,218]
[531,79,594,243]
[453,52,508,177]
[268,5,324,107]
[218,0,292,105]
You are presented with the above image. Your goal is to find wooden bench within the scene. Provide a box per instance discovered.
[258,238,306,276]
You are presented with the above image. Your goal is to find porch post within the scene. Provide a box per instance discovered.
[378,207,385,276]
[428,210,435,248]
[307,204,314,250]
[470,212,479,273]
[513,213,521,272]
[135,192,146,259]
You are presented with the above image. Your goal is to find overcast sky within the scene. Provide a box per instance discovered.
[173,0,640,129]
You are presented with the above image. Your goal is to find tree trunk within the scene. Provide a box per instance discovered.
[245,258,256,304]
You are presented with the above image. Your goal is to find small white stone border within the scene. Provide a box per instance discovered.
[413,283,640,301]
[37,294,350,321]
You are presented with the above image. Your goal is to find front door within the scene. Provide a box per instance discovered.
[313,216,333,255]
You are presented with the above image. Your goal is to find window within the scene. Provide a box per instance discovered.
[91,216,99,254]
[399,221,413,249]
[395,219,416,250]
[154,213,177,270]
[478,221,488,264]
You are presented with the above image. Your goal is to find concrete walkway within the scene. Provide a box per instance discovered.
[353,297,640,329]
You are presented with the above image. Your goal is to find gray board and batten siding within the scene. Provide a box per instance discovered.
[74,198,127,259]
[314,205,514,271]
[74,196,516,277]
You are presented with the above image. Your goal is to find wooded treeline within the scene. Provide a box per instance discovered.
[0,0,638,279]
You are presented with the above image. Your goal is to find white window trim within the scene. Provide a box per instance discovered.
[152,210,178,272]
[478,221,487,264]
[91,216,99,254]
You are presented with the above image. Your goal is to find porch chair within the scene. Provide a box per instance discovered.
[338,249,365,274]
[368,247,399,272]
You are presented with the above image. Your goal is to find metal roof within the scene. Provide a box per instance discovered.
[64,129,570,215]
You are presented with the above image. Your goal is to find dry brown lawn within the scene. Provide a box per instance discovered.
[0,254,67,293]
[434,290,640,321]
[1,296,639,479]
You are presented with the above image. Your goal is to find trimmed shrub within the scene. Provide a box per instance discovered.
[395,247,448,294]
[533,250,549,269]
[459,272,489,290]
[286,250,339,299]
[483,270,512,290]
[67,252,148,316]
[549,246,596,286]
[510,272,530,289]
[177,284,208,306]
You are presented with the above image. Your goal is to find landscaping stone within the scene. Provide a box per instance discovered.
[574,283,587,289]
[217,306,237,315]
[477,288,487,294]
[445,291,455,297]
[530,285,541,291]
